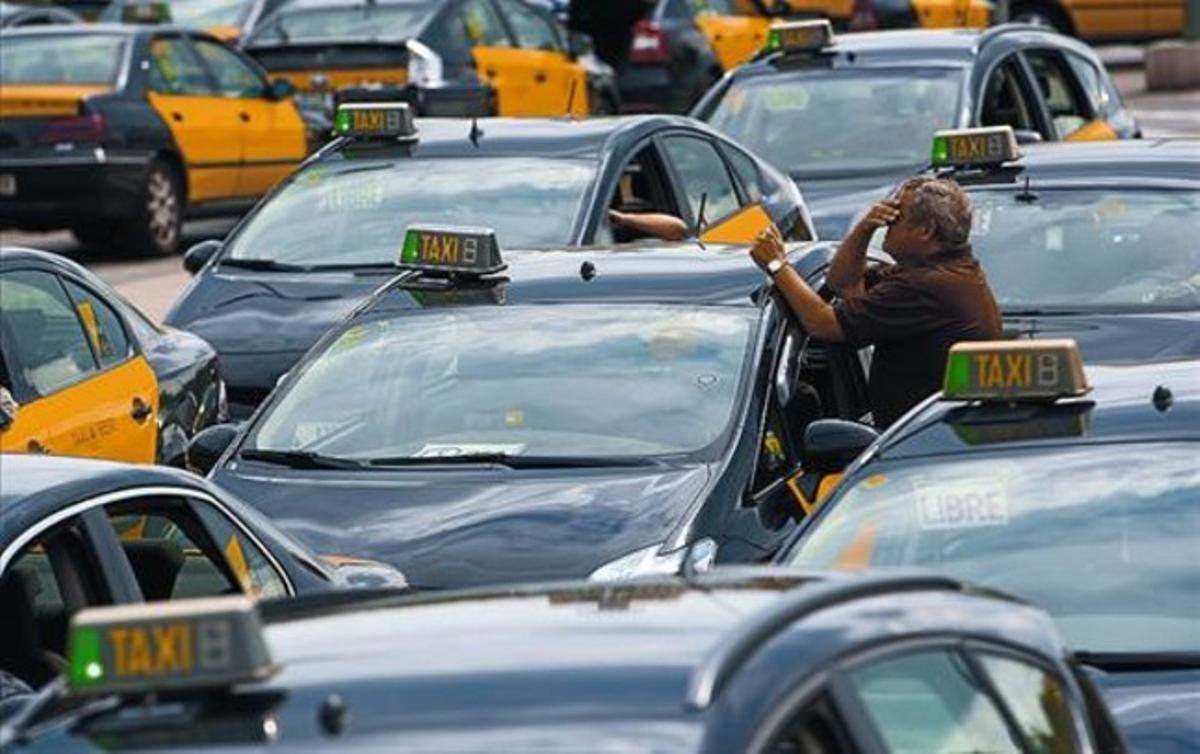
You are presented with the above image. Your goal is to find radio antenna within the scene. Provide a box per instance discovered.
[565,79,578,119]
[468,117,483,148]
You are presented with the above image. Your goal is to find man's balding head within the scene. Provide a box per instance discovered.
[896,176,973,248]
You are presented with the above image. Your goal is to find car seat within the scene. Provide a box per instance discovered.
[121,539,185,602]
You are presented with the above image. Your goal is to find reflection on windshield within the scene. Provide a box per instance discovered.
[225,157,596,266]
[169,0,249,27]
[707,69,963,176]
[788,444,1200,654]
[250,5,431,43]
[967,188,1200,310]
[248,306,757,460]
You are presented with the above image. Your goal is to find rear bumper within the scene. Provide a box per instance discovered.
[0,148,149,230]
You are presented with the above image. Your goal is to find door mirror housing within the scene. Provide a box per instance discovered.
[183,239,222,274]
[803,419,878,474]
[0,387,17,431]
[1013,129,1045,145]
[186,422,241,475]
[269,77,296,101]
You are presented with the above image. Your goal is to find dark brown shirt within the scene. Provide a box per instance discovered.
[833,246,1002,428]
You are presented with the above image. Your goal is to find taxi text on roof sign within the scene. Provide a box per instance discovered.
[400,225,506,276]
[932,126,1020,169]
[764,20,834,54]
[943,339,1089,402]
[334,102,416,140]
[121,1,170,23]
[67,596,274,695]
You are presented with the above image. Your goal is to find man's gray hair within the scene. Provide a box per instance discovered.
[899,176,972,247]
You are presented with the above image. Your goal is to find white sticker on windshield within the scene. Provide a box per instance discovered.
[415,443,526,458]
[914,478,1008,530]
[971,207,992,236]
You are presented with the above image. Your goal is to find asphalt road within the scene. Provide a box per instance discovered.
[2,59,1197,323]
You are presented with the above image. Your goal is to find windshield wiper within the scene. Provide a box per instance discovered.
[1074,651,1200,672]
[365,453,656,469]
[238,448,364,470]
[219,258,311,272]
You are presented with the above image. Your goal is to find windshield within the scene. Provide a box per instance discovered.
[246,305,758,461]
[224,157,596,267]
[249,4,432,43]
[0,34,125,85]
[786,444,1200,654]
[967,187,1200,311]
[705,68,963,177]
[168,0,251,28]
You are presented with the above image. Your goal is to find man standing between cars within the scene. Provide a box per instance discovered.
[749,176,1002,428]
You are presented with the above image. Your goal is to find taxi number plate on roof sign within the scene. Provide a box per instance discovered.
[943,339,1088,401]
[400,226,504,276]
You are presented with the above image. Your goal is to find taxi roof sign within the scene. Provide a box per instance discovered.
[334,102,416,141]
[399,225,505,276]
[932,126,1020,169]
[121,1,171,23]
[764,20,834,54]
[67,596,274,695]
[943,339,1089,402]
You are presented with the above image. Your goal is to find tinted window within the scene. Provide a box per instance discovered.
[62,280,132,370]
[460,0,510,46]
[981,59,1038,135]
[496,0,560,50]
[148,38,216,96]
[247,305,757,461]
[981,655,1078,754]
[192,39,265,98]
[0,34,125,85]
[225,157,596,265]
[763,693,857,754]
[1025,50,1091,138]
[662,136,741,225]
[848,650,1020,754]
[1065,53,1107,115]
[724,145,765,203]
[706,69,963,177]
[0,271,98,398]
[193,504,288,600]
[109,507,239,601]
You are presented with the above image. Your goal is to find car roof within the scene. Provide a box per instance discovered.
[358,240,841,316]
[0,454,209,552]
[958,138,1200,187]
[881,358,1200,461]
[0,22,210,38]
[322,114,724,161]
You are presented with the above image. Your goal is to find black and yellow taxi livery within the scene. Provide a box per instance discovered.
[0,248,226,465]
[735,0,989,31]
[0,24,307,255]
[242,0,597,122]
[99,0,295,43]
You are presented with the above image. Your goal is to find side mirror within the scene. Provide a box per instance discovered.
[1013,129,1045,145]
[803,419,879,474]
[269,77,296,101]
[183,239,222,274]
[567,31,592,59]
[0,387,17,431]
[186,422,241,475]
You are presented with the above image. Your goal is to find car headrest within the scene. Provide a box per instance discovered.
[121,539,186,602]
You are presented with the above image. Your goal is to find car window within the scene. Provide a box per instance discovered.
[108,504,241,601]
[191,39,266,98]
[723,145,764,203]
[980,58,1038,136]
[1064,52,1108,115]
[461,0,511,46]
[166,0,252,28]
[61,280,133,371]
[496,0,560,50]
[662,135,741,226]
[847,649,1021,754]
[0,270,99,399]
[980,654,1079,754]
[1025,49,1091,139]
[751,330,808,496]
[0,33,126,85]
[762,693,859,754]
[193,503,289,600]
[148,37,216,96]
[247,3,432,44]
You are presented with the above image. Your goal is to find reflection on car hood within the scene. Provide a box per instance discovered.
[1087,667,1200,754]
[1006,311,1200,364]
[212,463,711,589]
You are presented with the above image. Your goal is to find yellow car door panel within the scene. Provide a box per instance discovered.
[473,46,542,115]
[695,15,772,71]
[1062,0,1146,38]
[911,0,992,27]
[701,203,773,245]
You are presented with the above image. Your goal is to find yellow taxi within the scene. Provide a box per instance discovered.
[693,0,775,70]
[0,23,308,255]
[1009,0,1183,40]
[99,0,295,43]
[242,0,596,120]
[0,248,225,465]
[735,0,991,31]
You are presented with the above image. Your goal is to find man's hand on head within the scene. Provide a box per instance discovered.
[859,199,901,232]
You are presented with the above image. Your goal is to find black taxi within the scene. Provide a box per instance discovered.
[2,571,1127,751]
[692,21,1139,238]
[0,23,307,255]
[167,101,812,417]
[915,128,1199,364]
[185,225,881,589]
[778,339,1200,753]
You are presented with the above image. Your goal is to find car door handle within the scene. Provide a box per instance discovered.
[239,112,250,123]
[131,397,153,423]
[535,72,548,84]
[27,440,50,454]
[171,111,184,122]
[485,68,498,79]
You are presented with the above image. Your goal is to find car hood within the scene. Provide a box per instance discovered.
[1087,668,1200,754]
[212,462,711,589]
[1006,311,1200,364]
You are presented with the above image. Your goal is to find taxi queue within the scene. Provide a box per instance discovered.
[1,9,1198,754]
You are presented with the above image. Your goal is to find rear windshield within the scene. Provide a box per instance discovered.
[0,34,126,85]
[168,0,253,28]
[249,4,432,44]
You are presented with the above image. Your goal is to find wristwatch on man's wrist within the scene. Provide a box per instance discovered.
[765,258,786,277]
